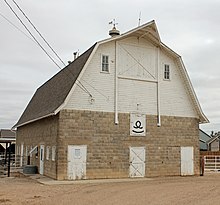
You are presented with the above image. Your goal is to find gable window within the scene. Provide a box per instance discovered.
[101,55,109,72]
[164,64,170,80]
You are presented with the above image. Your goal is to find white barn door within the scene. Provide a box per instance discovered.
[129,147,145,177]
[181,146,194,176]
[68,145,87,180]
[39,145,44,175]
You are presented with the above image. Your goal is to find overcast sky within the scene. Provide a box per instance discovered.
[0,0,220,134]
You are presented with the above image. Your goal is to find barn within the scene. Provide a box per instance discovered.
[14,20,208,180]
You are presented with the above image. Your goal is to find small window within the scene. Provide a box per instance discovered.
[75,149,81,159]
[40,148,44,161]
[52,146,56,161]
[101,55,109,72]
[46,146,50,160]
[164,64,170,80]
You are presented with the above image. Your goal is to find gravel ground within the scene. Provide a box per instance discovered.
[0,173,220,205]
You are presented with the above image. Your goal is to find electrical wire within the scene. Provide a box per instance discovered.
[0,12,36,44]
[3,0,92,97]
[3,0,62,69]
[4,0,94,97]
[11,0,66,67]
[3,0,109,99]
[80,79,109,100]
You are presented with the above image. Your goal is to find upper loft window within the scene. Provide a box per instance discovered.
[101,55,109,72]
[164,64,170,80]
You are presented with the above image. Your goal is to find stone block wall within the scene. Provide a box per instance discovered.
[57,109,200,180]
[16,116,58,179]
[16,109,200,180]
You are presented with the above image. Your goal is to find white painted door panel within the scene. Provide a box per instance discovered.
[181,146,194,176]
[68,145,87,180]
[129,147,145,177]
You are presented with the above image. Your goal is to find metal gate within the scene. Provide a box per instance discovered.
[0,153,16,176]
[129,147,145,177]
[204,155,220,172]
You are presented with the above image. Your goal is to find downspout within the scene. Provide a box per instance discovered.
[114,40,119,124]
[157,46,161,126]
[56,115,59,180]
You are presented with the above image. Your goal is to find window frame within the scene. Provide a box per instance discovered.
[101,54,110,73]
[164,64,170,80]
[46,146,50,161]
[52,146,56,161]
[30,145,32,157]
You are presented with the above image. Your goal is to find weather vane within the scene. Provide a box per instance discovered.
[109,19,120,36]
[109,19,118,28]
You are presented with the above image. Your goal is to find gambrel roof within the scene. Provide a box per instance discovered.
[14,44,96,128]
[13,20,208,128]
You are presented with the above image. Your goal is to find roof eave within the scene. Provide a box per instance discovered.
[177,57,209,124]
[160,43,209,124]
[0,138,16,143]
[13,112,56,129]
[206,136,220,145]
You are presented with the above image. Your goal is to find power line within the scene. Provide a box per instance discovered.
[11,0,66,67]
[10,0,93,96]
[3,0,62,69]
[3,0,93,97]
[0,12,36,44]
[3,0,108,99]
[80,79,109,100]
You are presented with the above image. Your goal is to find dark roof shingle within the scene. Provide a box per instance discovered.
[14,44,96,128]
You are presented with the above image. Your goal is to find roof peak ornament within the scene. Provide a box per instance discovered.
[109,19,120,37]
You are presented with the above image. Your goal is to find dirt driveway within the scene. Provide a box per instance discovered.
[0,173,220,205]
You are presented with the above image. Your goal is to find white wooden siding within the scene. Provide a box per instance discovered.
[160,52,197,117]
[118,79,157,114]
[117,39,156,81]
[64,42,115,112]
[64,37,197,118]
